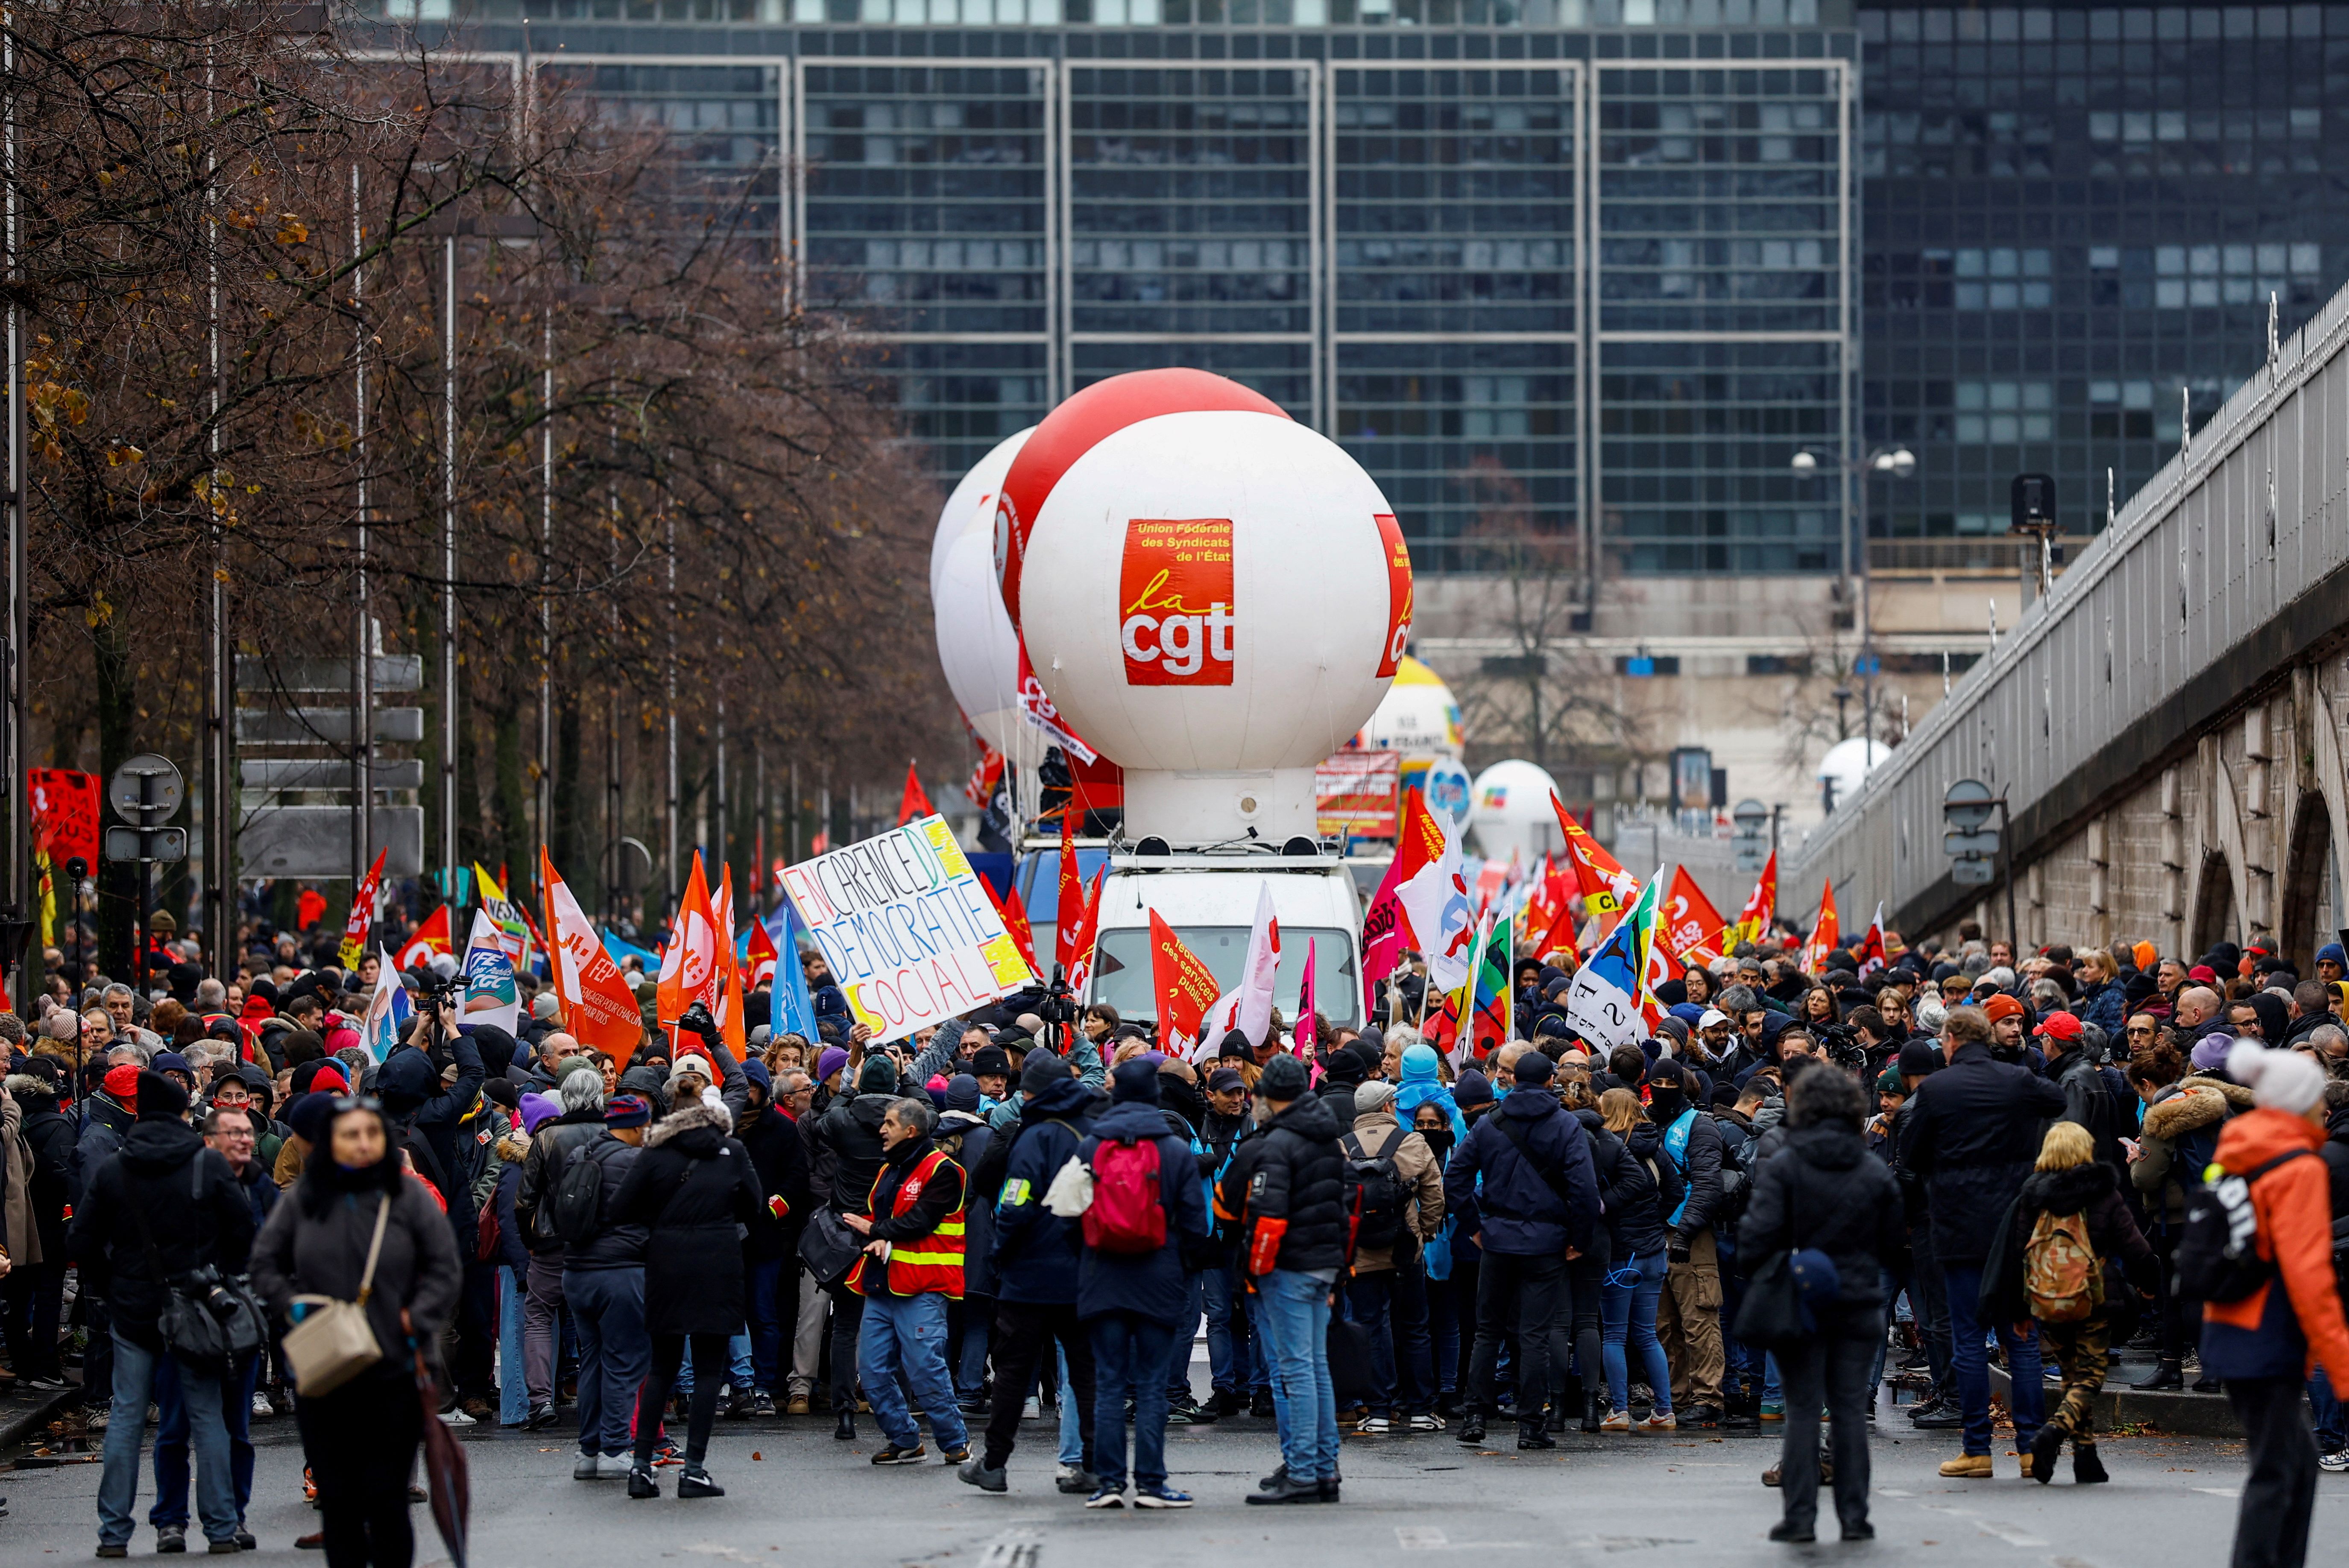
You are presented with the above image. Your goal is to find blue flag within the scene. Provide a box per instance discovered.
[771,901,821,1043]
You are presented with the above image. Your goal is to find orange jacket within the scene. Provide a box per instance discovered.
[2201,1107,2349,1391]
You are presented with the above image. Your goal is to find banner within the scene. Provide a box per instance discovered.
[1853,901,1887,976]
[978,875,1039,977]
[1374,511,1414,678]
[461,909,521,1036]
[539,847,644,1054]
[1315,751,1401,839]
[778,813,1037,1044]
[1017,642,1099,764]
[339,848,388,970]
[1053,807,1084,978]
[745,916,780,989]
[1465,913,1511,1058]
[1151,907,1221,1046]
[28,768,100,873]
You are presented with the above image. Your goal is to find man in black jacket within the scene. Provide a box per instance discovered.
[1216,1054,1356,1505]
[1650,1061,1728,1427]
[1898,1005,2066,1477]
[69,1071,255,1556]
[735,1058,809,1418]
[1440,1050,1601,1450]
[811,1055,902,1438]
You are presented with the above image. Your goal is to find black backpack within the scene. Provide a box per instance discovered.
[1341,1126,1409,1253]
[1713,1119,1758,1222]
[2173,1149,2312,1303]
[551,1138,615,1249]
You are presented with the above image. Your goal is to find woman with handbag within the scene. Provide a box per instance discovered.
[251,1096,462,1568]
[1736,1062,1908,1545]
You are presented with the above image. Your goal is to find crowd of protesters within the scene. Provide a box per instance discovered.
[4,913,2349,1565]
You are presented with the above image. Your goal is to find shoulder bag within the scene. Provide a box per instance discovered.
[281,1194,392,1396]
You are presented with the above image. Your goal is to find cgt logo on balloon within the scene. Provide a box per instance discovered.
[1119,518,1235,685]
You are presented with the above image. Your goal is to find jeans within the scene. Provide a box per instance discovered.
[2226,1374,2322,1568]
[521,1256,566,1406]
[1257,1269,1339,1483]
[565,1266,649,1457]
[1941,1260,2041,1454]
[745,1258,788,1393]
[98,1332,235,1548]
[1600,1248,1674,1415]
[981,1299,1095,1472]
[1466,1251,1564,1422]
[2309,1369,2345,1454]
[858,1291,967,1453]
[954,1293,996,1401]
[1776,1309,1882,1536]
[1090,1312,1179,1490]
[674,1330,753,1400]
[1201,1263,1245,1394]
[151,1350,257,1529]
[497,1265,530,1426]
[1057,1348,1085,1467]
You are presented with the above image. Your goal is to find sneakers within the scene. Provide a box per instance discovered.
[1407,1412,1446,1432]
[747,1390,777,1417]
[1055,1465,1101,1495]
[1021,1395,1042,1421]
[573,1451,604,1480]
[1639,1411,1678,1433]
[524,1400,558,1431]
[872,1442,929,1465]
[940,1444,971,1465]
[786,1395,811,1416]
[958,1457,1009,1492]
[157,1526,187,1553]
[1084,1486,1126,1509]
[2321,1450,2349,1474]
[1134,1484,1193,1508]
[598,1452,636,1479]
[678,1466,725,1499]
[1600,1408,1631,1432]
[1939,1452,1994,1479]
[1354,1415,1392,1435]
[627,1466,660,1500]
[97,1546,129,1559]
[436,1406,476,1428]
[1679,1403,1722,1429]
[2029,1426,2063,1484]
[1758,1399,1785,1421]
[1245,1473,1321,1506]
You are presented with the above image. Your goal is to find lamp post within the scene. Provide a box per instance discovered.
[1793,444,1915,750]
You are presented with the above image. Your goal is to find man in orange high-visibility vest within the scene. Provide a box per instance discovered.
[843,1097,970,1467]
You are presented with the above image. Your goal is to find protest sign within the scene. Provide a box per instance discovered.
[778,813,1035,1044]
[1315,751,1400,838]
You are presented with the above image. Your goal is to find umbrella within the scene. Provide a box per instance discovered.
[412,1340,471,1568]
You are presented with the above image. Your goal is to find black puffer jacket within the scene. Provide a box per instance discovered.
[67,1119,255,1352]
[1897,1039,2067,1264]
[816,1092,896,1214]
[735,1102,811,1266]
[1593,1117,1686,1261]
[612,1101,762,1334]
[515,1106,610,1257]
[1978,1158,2157,1324]
[1218,1094,1355,1276]
[1738,1121,1908,1310]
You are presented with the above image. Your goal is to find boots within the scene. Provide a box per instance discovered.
[1582,1392,1605,1433]
[2073,1445,2109,1485]
[1456,1411,1486,1445]
[2131,1359,2183,1391]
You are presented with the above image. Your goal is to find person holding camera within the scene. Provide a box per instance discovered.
[69,1069,257,1556]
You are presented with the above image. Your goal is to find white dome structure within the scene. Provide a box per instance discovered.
[1469,759,1563,864]
[929,428,1041,766]
[1816,737,1892,812]
[1352,655,1463,758]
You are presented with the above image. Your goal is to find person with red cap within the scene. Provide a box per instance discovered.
[2034,1011,2127,1172]
[70,1062,143,1430]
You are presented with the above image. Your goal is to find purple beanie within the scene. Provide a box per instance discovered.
[816,1046,850,1085]
[518,1090,562,1137]
[2189,1033,2235,1074]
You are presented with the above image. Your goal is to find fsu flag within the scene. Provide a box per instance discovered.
[1153,908,1222,1047]
[1661,866,1731,970]
[656,853,735,1055]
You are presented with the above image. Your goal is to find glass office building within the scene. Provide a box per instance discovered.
[372,0,2349,575]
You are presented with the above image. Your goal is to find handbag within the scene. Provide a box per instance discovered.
[796,1208,862,1287]
[281,1195,392,1397]
[1729,1167,1828,1349]
[129,1158,270,1375]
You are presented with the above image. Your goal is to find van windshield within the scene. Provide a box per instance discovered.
[1090,926,1358,1028]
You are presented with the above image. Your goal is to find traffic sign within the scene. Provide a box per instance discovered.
[1942,778,1997,833]
[1944,829,2001,857]
[103,824,187,863]
[108,754,185,820]
[1951,857,1996,886]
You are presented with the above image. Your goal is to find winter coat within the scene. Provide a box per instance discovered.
[989,1075,1099,1305]
[1217,1094,1356,1276]
[250,1162,463,1373]
[0,1090,38,1267]
[2048,1047,2128,1171]
[490,1156,533,1276]
[563,1132,647,1272]
[67,1120,256,1352]
[70,1092,135,1208]
[2199,1107,2349,1388]
[2076,980,2126,1036]
[612,1101,763,1334]
[1345,1105,1444,1273]
[2132,1077,2241,1226]
[1593,1118,1685,1262]
[228,1158,281,1240]
[377,1032,484,1219]
[1441,1086,1601,1259]
[1737,1122,1908,1312]
[815,1092,897,1214]
[515,1107,611,1258]
[9,1084,73,1260]
[735,1103,812,1267]
[936,1110,999,1294]
[1076,1099,1211,1325]
[1658,1105,1724,1239]
[1979,1159,2156,1325]
[1896,1039,2068,1265]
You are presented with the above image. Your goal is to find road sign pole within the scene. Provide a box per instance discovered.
[2000,798,2020,957]
[136,770,152,995]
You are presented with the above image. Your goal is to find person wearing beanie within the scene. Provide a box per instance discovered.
[540,1088,651,1478]
[2198,1041,2349,1568]
[1441,1035,1601,1451]
[70,1069,256,1553]
[805,1047,914,1439]
[1063,1057,1211,1508]
[934,1074,999,1418]
[1340,1077,1445,1437]
[1214,1046,1349,1504]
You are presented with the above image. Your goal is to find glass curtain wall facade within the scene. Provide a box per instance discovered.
[386,4,1858,577]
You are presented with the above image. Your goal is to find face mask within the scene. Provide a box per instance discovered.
[1649,1085,1685,1122]
[1418,1127,1455,1164]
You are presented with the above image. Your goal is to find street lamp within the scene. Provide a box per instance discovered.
[1792,444,1916,750]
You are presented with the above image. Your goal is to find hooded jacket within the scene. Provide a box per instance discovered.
[9,1076,73,1259]
[1896,1038,2068,1264]
[1218,1093,1356,1276]
[67,1119,255,1351]
[376,1031,485,1226]
[1441,1085,1601,1258]
[1345,1104,1444,1273]
[70,1091,136,1208]
[988,1075,1100,1305]
[1737,1121,1908,1312]
[1077,1097,1210,1324]
[816,1091,899,1214]
[2199,1106,2349,1388]
[612,1100,763,1334]
[2132,1077,2240,1225]
[1978,1158,2155,1324]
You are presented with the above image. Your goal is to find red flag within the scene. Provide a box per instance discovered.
[745,915,780,989]
[899,761,936,826]
[1064,868,1107,998]
[1729,850,1777,951]
[1053,808,1083,978]
[1551,792,1638,918]
[27,768,100,872]
[340,847,389,969]
[1150,908,1221,1045]
[1853,901,1887,976]
[979,875,1040,977]
[1661,866,1731,970]
[1361,789,1447,1013]
[393,906,452,971]
[1801,880,1840,977]
[963,745,1005,807]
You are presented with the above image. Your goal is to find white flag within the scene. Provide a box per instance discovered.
[1396,807,1477,994]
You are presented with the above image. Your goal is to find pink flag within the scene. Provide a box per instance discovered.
[1294,936,1317,1058]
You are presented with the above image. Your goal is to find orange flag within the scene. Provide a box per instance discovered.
[656,852,732,1056]
[1729,849,1777,951]
[1053,807,1084,979]
[899,761,935,827]
[1661,866,1731,969]
[1549,793,1638,919]
[1801,879,1840,977]
[539,847,644,1054]
[1150,908,1221,1046]
[713,864,747,1057]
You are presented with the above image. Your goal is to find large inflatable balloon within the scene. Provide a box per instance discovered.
[1470,759,1563,865]
[1353,655,1463,758]
[1004,369,1413,843]
[930,428,1040,765]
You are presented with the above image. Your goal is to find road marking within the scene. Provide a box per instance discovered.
[1877,1488,1914,1498]
[976,1528,1043,1568]
[1915,1504,2047,1548]
[2191,1486,2241,1499]
[1394,1527,1535,1550]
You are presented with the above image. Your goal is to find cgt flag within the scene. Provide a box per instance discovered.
[1801,879,1841,977]
[1064,867,1107,998]
[1662,866,1731,970]
[1551,792,1640,920]
[1729,850,1777,951]
[1151,908,1221,1047]
[340,848,389,969]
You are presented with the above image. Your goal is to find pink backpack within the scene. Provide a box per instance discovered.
[1083,1138,1168,1255]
